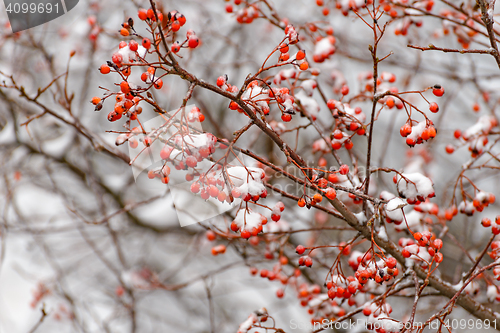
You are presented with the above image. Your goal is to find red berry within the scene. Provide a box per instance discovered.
[400,123,412,137]
[120,28,130,37]
[208,185,219,197]
[433,239,443,250]
[91,96,101,105]
[146,8,155,20]
[281,114,292,122]
[171,42,180,53]
[142,38,151,50]
[328,288,336,299]
[120,81,130,94]
[112,53,123,65]
[333,130,343,140]
[327,99,336,109]
[296,50,306,60]
[99,64,111,74]
[339,164,349,175]
[445,145,455,154]
[406,137,416,147]
[482,218,492,227]
[171,21,181,32]
[206,230,216,241]
[429,102,439,113]
[304,257,313,267]
[188,36,199,48]
[138,9,147,20]
[299,62,309,70]
[154,79,163,89]
[325,188,337,200]
[386,257,397,269]
[341,85,349,95]
[296,245,305,254]
[186,156,198,168]
[363,307,372,316]
[190,182,200,193]
[432,85,444,97]
[241,230,251,239]
[177,14,186,25]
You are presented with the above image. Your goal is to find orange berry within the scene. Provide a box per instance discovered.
[124,100,134,109]
[120,81,131,94]
[171,21,181,31]
[91,96,101,105]
[325,188,337,200]
[147,8,155,20]
[120,28,129,36]
[142,38,151,50]
[114,104,125,114]
[313,193,323,203]
[154,79,163,89]
[138,9,148,20]
[296,50,306,60]
[99,64,111,74]
[299,62,309,70]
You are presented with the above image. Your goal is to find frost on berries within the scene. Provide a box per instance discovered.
[394,172,435,204]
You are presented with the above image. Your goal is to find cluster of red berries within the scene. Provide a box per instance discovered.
[394,16,423,36]
[171,29,200,53]
[87,15,100,43]
[330,129,354,150]
[232,2,260,24]
[312,36,336,63]
[353,255,399,286]
[211,244,226,256]
[297,186,337,208]
[336,0,372,16]
[400,120,437,147]
[401,232,443,267]
[137,7,165,22]
[447,115,497,157]
[147,164,171,184]
[216,74,238,93]
[489,240,500,279]
[139,66,163,89]
[440,10,478,49]
[326,275,360,300]
[190,172,234,204]
[327,100,367,135]
[458,191,495,217]
[358,71,396,94]
[187,106,205,123]
[250,261,290,285]
[94,9,202,127]
[480,215,500,235]
[313,0,332,16]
